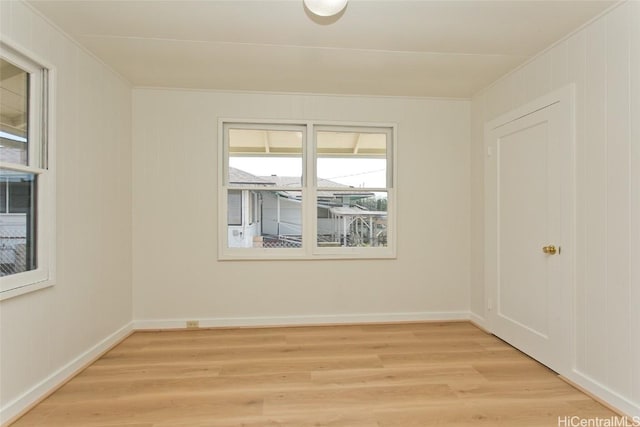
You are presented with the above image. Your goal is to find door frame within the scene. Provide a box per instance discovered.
[484,84,576,374]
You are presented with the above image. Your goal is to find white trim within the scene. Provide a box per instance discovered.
[0,39,56,300]
[563,370,640,418]
[133,311,471,330]
[485,85,574,131]
[0,280,53,302]
[0,162,45,175]
[0,322,134,426]
[468,312,487,330]
[134,85,470,102]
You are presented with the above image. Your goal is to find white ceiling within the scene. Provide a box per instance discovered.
[28,0,615,98]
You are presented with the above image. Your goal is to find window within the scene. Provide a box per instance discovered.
[219,121,395,259]
[0,43,54,300]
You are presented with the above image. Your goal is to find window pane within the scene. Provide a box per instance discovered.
[317,131,387,188]
[0,178,6,213]
[0,169,36,276]
[227,190,242,226]
[0,59,29,165]
[228,129,303,187]
[227,190,302,249]
[317,191,387,248]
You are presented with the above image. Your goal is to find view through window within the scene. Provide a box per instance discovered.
[221,123,393,258]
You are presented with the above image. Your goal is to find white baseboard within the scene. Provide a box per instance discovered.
[133,311,471,330]
[468,312,488,331]
[0,322,133,426]
[562,370,640,418]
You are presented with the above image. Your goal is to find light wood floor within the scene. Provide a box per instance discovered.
[11,322,616,426]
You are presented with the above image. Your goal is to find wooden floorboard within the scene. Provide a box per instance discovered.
[10,322,617,426]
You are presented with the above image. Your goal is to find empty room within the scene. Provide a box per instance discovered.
[0,0,638,425]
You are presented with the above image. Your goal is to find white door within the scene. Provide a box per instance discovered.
[485,86,574,374]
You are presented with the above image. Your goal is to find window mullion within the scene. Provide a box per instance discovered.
[40,69,49,170]
[27,71,38,168]
[387,127,394,189]
[305,122,316,255]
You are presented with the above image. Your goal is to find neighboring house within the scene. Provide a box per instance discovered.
[227,167,387,248]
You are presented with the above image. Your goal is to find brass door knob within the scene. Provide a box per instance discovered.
[542,245,557,255]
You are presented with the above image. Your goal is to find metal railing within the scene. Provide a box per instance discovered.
[262,235,302,248]
[0,239,28,277]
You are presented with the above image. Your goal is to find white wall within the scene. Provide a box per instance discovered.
[132,90,470,327]
[0,1,133,423]
[470,1,640,416]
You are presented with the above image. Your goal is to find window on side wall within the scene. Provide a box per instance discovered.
[0,43,54,300]
[219,121,395,260]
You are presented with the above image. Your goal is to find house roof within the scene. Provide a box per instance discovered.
[229,166,374,200]
[258,175,301,188]
[260,174,373,200]
[228,167,274,187]
[260,174,361,190]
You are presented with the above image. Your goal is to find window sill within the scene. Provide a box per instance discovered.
[218,248,397,261]
[0,279,54,301]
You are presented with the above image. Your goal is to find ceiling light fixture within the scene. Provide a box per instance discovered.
[303,0,348,17]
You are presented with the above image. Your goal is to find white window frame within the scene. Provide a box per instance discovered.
[218,119,396,260]
[0,40,56,300]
